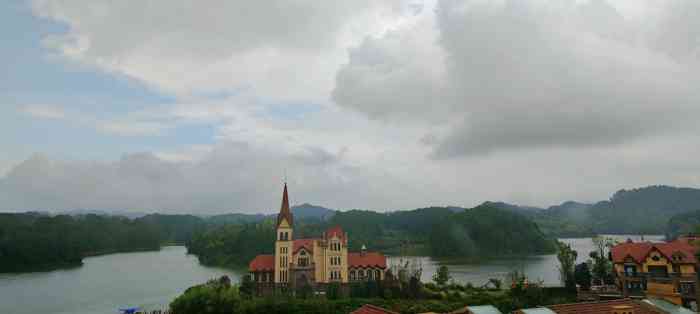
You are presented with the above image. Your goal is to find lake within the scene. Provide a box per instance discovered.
[0,235,662,314]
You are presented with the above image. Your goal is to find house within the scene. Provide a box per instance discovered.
[514,298,694,314]
[248,183,387,295]
[351,304,399,314]
[610,236,698,310]
[446,305,503,314]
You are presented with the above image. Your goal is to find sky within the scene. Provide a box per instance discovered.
[1,0,700,214]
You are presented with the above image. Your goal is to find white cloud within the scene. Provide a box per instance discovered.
[10,0,700,212]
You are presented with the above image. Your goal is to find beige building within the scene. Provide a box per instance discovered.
[610,236,698,310]
[249,183,387,293]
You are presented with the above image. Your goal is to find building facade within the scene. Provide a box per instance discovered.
[248,183,387,295]
[610,236,698,310]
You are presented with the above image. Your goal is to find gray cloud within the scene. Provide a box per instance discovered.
[333,0,700,158]
[0,143,408,214]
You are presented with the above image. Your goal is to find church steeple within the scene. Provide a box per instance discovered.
[276,183,293,228]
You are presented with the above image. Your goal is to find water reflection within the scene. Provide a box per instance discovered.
[388,235,664,287]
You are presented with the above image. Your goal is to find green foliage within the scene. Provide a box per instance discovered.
[589,236,615,285]
[587,185,700,234]
[666,210,700,240]
[574,262,592,291]
[428,205,556,258]
[170,278,240,314]
[433,265,451,286]
[326,282,341,300]
[186,222,276,268]
[0,213,161,272]
[555,241,577,292]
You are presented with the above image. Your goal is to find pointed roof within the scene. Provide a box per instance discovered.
[276,183,293,228]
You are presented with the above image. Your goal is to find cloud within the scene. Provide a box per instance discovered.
[30,0,416,102]
[21,104,66,119]
[0,143,410,213]
[333,0,700,157]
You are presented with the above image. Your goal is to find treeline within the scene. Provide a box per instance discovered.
[429,205,555,257]
[185,205,556,269]
[0,213,161,272]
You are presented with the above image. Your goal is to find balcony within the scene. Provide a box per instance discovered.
[619,272,696,283]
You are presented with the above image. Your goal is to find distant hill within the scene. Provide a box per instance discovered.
[481,201,544,215]
[56,209,150,219]
[666,210,700,239]
[586,185,700,234]
[207,213,267,225]
[291,203,335,221]
[483,185,700,236]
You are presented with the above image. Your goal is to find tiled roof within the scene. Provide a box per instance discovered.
[276,183,293,228]
[611,238,697,264]
[248,254,274,272]
[293,238,317,254]
[350,304,398,314]
[325,225,345,241]
[447,305,503,314]
[545,299,664,314]
[348,252,387,268]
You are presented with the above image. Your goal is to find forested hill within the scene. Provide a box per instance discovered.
[0,213,161,272]
[185,205,556,269]
[487,185,700,236]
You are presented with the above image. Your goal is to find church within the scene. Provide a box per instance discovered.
[248,183,387,294]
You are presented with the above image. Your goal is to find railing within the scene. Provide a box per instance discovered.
[619,272,696,282]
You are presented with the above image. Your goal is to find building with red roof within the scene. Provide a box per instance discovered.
[247,183,387,295]
[610,236,698,310]
[350,304,399,314]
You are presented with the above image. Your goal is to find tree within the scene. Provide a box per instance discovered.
[239,275,254,298]
[433,265,451,286]
[589,236,615,285]
[574,263,592,291]
[556,241,577,291]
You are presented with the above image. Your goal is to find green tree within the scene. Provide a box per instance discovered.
[574,262,592,291]
[556,241,577,291]
[589,236,615,284]
[433,265,451,286]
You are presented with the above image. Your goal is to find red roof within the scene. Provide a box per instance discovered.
[249,254,274,272]
[611,238,697,264]
[545,299,663,314]
[350,304,398,314]
[293,238,318,254]
[325,225,346,241]
[349,252,387,269]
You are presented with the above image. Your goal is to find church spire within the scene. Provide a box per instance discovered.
[276,183,293,228]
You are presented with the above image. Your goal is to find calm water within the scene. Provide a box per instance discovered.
[393,234,664,287]
[0,235,663,314]
[0,246,240,314]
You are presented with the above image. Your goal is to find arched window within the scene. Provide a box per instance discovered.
[350,270,356,281]
[359,269,365,278]
[375,270,381,280]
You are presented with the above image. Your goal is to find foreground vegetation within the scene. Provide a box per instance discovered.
[170,271,574,314]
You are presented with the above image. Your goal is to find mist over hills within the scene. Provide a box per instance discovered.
[486,185,700,236]
[12,185,700,237]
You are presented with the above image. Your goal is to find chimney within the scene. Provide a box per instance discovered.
[361,244,367,256]
[611,305,634,314]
